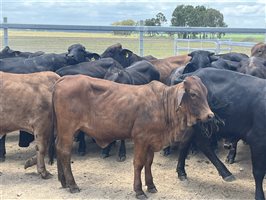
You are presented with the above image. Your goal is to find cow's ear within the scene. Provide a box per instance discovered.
[87,52,101,61]
[121,49,132,58]
[183,62,196,74]
[118,71,123,76]
[176,86,185,110]
[13,51,21,56]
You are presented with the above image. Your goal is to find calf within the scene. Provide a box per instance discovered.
[0,71,60,178]
[239,56,266,79]
[50,75,214,198]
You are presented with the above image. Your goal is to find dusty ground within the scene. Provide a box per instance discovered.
[1,132,263,200]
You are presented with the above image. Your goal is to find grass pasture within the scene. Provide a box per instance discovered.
[1,30,265,58]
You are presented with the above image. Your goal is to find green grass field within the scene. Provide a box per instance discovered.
[1,30,265,58]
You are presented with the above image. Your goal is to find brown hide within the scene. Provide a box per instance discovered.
[251,42,266,59]
[0,71,60,178]
[150,55,191,83]
[54,75,213,196]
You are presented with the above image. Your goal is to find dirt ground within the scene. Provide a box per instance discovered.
[1,132,263,200]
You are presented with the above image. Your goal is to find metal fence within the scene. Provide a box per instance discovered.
[1,17,266,57]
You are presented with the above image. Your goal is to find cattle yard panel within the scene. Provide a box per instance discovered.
[1,18,266,58]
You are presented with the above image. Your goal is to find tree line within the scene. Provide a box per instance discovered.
[111,5,227,39]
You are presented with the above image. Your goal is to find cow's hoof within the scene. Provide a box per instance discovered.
[178,175,187,181]
[136,192,147,199]
[117,155,126,162]
[223,175,236,182]
[78,151,85,156]
[147,187,157,193]
[225,158,235,164]
[101,153,110,159]
[24,159,37,169]
[41,171,53,179]
[69,186,80,193]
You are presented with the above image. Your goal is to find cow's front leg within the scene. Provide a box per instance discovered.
[145,148,157,193]
[177,141,191,181]
[133,141,148,199]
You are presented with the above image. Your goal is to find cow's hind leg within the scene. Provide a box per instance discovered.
[57,134,80,193]
[133,141,148,199]
[250,144,266,200]
[145,148,157,193]
[0,135,6,162]
[225,139,238,164]
[35,130,52,179]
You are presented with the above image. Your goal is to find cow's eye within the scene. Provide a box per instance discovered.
[190,93,197,98]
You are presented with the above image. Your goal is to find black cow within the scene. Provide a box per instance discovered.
[101,43,143,67]
[56,57,121,77]
[182,50,217,74]
[104,60,160,84]
[216,52,249,62]
[0,46,44,59]
[174,68,266,200]
[0,44,96,73]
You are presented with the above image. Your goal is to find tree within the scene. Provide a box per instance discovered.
[112,19,136,26]
[144,12,167,36]
[111,19,136,35]
[171,5,227,39]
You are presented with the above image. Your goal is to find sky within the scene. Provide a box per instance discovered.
[1,0,266,28]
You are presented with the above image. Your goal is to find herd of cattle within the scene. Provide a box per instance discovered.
[0,42,266,199]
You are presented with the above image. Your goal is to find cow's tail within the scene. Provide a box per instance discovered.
[48,86,57,165]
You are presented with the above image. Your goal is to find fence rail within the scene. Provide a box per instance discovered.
[1,17,266,56]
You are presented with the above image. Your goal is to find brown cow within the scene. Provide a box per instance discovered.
[0,71,60,179]
[251,42,266,59]
[52,75,214,198]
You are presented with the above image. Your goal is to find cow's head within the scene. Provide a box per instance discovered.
[183,50,215,74]
[67,44,100,63]
[177,76,214,126]
[101,43,141,67]
[251,42,266,59]
[0,46,21,58]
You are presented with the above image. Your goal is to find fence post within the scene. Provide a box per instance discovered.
[139,20,144,57]
[173,35,177,55]
[3,17,8,47]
